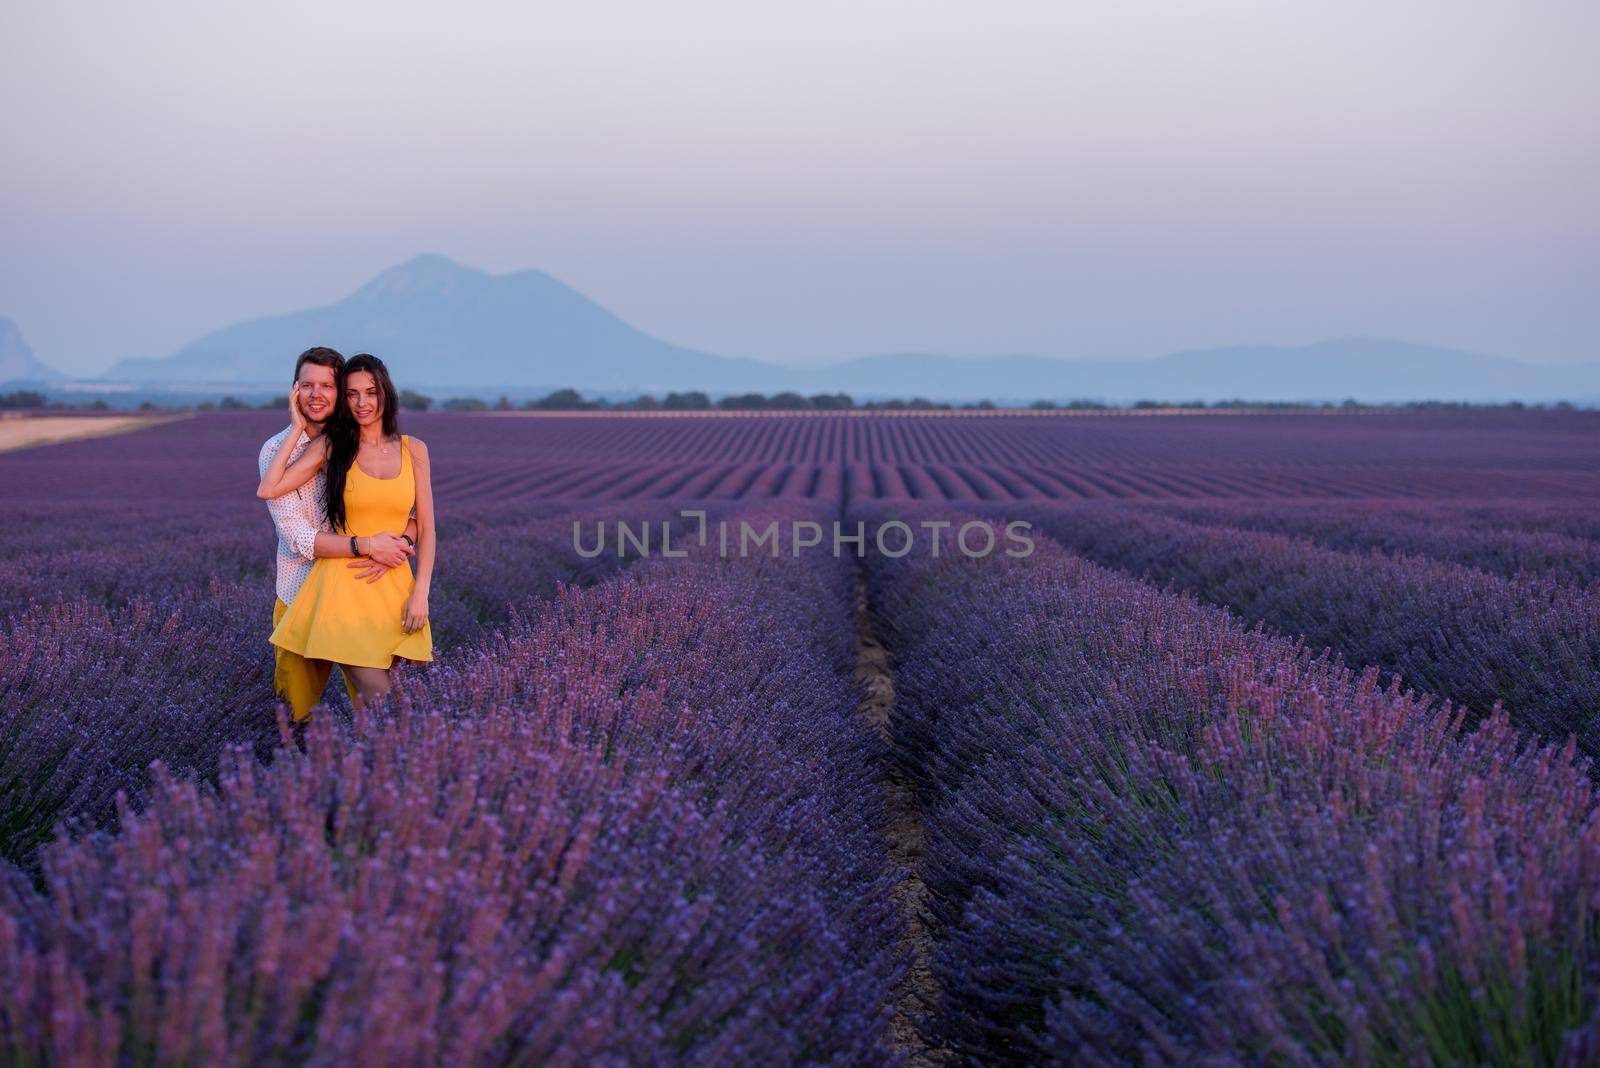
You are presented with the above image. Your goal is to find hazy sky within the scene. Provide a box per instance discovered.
[2,0,1595,376]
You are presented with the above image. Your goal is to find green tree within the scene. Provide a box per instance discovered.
[533,388,593,410]
[663,391,711,410]
[0,390,46,409]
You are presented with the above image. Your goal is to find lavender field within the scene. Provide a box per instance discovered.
[2,408,1599,1065]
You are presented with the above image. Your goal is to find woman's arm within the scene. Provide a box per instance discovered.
[257,388,331,499]
[402,437,435,634]
[256,434,329,499]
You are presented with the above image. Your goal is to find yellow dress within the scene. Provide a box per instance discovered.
[270,434,434,669]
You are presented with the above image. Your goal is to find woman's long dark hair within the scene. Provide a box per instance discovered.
[324,353,402,533]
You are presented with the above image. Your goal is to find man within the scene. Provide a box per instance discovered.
[259,346,417,720]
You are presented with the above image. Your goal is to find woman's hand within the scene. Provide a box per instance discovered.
[288,383,308,434]
[401,589,429,634]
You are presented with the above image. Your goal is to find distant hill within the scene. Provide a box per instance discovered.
[103,254,785,394]
[0,319,65,384]
[818,340,1600,404]
[92,254,1598,403]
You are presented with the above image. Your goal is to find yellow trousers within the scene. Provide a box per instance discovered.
[273,598,358,721]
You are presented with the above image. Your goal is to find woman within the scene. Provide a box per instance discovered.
[257,353,435,707]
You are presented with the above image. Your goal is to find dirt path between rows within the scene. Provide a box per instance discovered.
[852,562,953,1065]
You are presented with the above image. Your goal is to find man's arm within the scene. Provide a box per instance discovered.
[266,494,324,563]
[259,433,322,564]
[313,530,414,562]
[347,511,418,584]
[266,512,413,583]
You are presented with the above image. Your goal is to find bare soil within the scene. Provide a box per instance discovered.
[853,563,954,1065]
[0,413,186,454]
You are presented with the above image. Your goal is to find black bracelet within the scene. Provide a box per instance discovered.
[401,533,415,546]
[349,534,359,555]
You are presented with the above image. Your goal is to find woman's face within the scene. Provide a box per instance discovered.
[345,370,382,427]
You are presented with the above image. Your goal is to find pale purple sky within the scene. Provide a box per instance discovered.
[2,0,1595,375]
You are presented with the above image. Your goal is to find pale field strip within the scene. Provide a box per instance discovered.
[479,406,1405,418]
[0,413,191,454]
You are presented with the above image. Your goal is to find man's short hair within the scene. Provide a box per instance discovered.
[293,346,345,383]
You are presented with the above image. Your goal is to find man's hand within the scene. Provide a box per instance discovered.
[346,531,415,583]
[366,531,416,567]
[347,558,391,583]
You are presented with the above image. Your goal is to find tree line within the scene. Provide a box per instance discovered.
[0,388,1585,414]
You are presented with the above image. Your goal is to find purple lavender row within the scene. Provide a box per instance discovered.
[0,502,696,866]
[0,500,666,631]
[8,410,1599,513]
[1408,500,1600,542]
[404,503,898,962]
[425,503,715,650]
[0,502,902,1064]
[987,502,1600,759]
[0,498,583,565]
[1149,499,1600,585]
[855,504,1600,1064]
[0,500,260,562]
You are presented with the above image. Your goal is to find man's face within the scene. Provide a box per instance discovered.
[296,363,337,426]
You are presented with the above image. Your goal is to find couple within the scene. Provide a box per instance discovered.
[256,346,436,718]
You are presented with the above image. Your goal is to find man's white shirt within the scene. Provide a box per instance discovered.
[258,426,327,605]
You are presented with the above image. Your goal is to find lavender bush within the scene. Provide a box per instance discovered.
[7,409,1598,513]
[0,721,868,1065]
[402,502,897,930]
[0,500,701,864]
[0,581,277,864]
[0,502,903,1064]
[994,502,1600,757]
[423,501,703,649]
[1153,499,1600,585]
[858,504,1600,1064]
[4,408,1598,1064]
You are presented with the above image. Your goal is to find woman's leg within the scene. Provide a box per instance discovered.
[342,664,392,709]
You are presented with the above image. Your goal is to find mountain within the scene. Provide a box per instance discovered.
[818,339,1600,404]
[0,319,65,384]
[104,253,786,393]
[1134,339,1600,403]
[95,254,1598,403]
